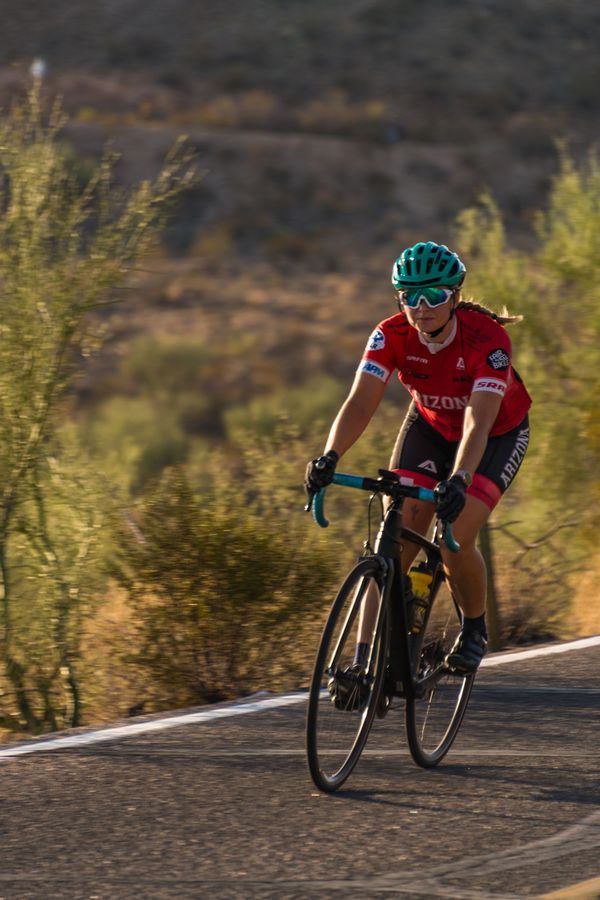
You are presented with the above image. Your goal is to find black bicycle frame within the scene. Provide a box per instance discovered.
[372,497,446,700]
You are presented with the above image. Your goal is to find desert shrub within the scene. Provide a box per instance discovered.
[456,157,600,517]
[115,465,338,708]
[80,333,251,491]
[79,396,190,495]
[224,376,345,439]
[297,89,389,140]
[489,518,576,644]
[194,90,279,131]
[0,84,194,736]
[454,152,600,632]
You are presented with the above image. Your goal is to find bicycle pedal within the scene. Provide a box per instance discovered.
[376,694,392,719]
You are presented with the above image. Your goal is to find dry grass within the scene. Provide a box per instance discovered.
[569,559,600,637]
[79,582,146,723]
[77,581,331,727]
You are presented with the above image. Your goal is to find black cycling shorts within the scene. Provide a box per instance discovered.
[389,403,530,510]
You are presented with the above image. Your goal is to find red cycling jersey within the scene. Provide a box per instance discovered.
[359,307,532,441]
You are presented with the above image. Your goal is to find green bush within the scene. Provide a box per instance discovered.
[454,152,600,631]
[455,155,600,519]
[0,84,194,735]
[224,375,346,439]
[115,465,338,707]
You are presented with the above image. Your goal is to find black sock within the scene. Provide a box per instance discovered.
[353,642,370,668]
[462,614,487,639]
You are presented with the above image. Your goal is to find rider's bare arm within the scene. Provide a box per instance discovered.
[451,390,503,478]
[324,372,387,459]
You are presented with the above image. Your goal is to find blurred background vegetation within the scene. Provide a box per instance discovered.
[0,1,598,738]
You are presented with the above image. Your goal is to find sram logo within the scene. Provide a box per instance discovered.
[473,377,506,396]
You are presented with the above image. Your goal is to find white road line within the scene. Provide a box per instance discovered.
[0,693,305,759]
[480,634,600,667]
[0,635,597,760]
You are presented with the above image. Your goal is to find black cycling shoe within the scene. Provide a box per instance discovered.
[328,664,370,711]
[445,629,488,674]
[376,690,392,719]
[375,667,394,718]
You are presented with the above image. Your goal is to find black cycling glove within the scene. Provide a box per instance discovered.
[434,474,467,523]
[304,450,339,503]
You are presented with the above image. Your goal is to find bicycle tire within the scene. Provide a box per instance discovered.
[405,573,475,768]
[306,557,388,792]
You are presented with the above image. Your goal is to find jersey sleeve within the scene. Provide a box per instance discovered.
[356,321,397,384]
[470,328,513,398]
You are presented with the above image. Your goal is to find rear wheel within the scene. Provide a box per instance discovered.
[405,574,474,767]
[306,558,388,792]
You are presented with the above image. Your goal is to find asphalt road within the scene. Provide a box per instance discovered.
[0,643,597,900]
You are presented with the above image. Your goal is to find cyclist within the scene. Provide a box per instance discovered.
[305,241,531,674]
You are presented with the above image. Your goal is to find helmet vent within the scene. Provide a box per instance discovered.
[391,241,466,289]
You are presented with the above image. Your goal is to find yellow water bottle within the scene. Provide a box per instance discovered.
[408,561,433,634]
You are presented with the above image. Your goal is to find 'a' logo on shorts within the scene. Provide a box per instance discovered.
[418,459,438,473]
[456,357,465,369]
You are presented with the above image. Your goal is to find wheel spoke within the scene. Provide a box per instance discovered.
[406,576,474,767]
[306,559,387,792]
[326,577,369,672]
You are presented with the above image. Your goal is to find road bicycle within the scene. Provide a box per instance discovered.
[305,469,475,793]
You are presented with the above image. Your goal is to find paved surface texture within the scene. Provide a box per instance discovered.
[0,645,597,899]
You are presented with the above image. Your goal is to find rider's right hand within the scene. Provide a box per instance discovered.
[304,450,339,506]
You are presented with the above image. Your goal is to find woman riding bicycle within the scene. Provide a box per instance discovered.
[304,241,531,674]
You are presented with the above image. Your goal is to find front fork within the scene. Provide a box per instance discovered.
[384,559,415,698]
[375,505,447,698]
[371,505,413,698]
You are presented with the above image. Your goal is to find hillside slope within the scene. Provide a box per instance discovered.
[1,0,598,266]
[2,0,598,405]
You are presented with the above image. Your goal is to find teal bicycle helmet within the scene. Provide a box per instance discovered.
[391,241,466,289]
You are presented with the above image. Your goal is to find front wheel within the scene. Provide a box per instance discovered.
[405,576,474,768]
[306,557,388,792]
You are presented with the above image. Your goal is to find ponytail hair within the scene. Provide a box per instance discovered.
[457,299,523,326]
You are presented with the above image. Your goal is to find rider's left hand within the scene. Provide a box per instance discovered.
[434,474,467,522]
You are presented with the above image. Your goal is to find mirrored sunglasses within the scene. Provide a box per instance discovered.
[400,287,454,308]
